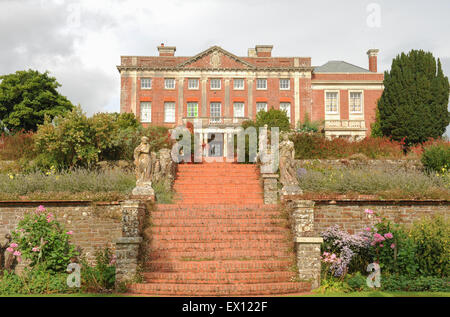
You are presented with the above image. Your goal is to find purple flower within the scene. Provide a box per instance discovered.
[297,168,307,179]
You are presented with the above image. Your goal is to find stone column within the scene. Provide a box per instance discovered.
[261,173,278,205]
[289,200,323,289]
[115,200,146,286]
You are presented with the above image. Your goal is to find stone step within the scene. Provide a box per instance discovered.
[175,198,264,205]
[174,193,263,200]
[143,271,298,284]
[151,218,288,227]
[146,259,295,273]
[148,241,291,252]
[173,185,262,192]
[148,232,289,241]
[150,226,287,235]
[155,204,279,211]
[148,249,292,260]
[129,282,311,296]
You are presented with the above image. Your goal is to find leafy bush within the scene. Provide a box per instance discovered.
[291,133,404,159]
[242,108,291,133]
[421,143,450,173]
[296,112,322,133]
[81,248,116,292]
[33,106,98,170]
[381,275,450,292]
[346,272,370,292]
[32,107,172,170]
[10,206,78,273]
[0,130,35,161]
[410,216,449,277]
[0,265,74,295]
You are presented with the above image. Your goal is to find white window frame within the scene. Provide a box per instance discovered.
[210,102,222,122]
[349,90,364,114]
[256,102,268,113]
[164,102,176,123]
[164,78,175,90]
[279,79,290,90]
[325,90,340,114]
[141,78,152,90]
[187,102,199,118]
[140,102,151,123]
[210,78,221,90]
[233,79,245,90]
[280,102,291,122]
[233,102,245,118]
[256,78,267,90]
[188,78,199,90]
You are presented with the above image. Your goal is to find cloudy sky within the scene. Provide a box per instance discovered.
[1,0,449,134]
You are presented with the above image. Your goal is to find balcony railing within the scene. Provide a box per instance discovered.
[325,120,367,130]
[182,117,250,127]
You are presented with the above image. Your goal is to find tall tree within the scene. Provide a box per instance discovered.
[0,69,74,132]
[376,50,449,144]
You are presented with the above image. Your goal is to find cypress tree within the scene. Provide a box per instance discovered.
[377,50,449,144]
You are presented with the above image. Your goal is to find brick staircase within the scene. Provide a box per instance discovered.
[129,162,311,296]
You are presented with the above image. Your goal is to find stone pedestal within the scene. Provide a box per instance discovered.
[115,237,142,283]
[115,200,146,287]
[131,181,155,201]
[295,237,323,289]
[289,200,323,289]
[261,173,279,205]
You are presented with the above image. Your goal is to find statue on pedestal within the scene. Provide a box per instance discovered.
[132,136,155,198]
[279,133,302,195]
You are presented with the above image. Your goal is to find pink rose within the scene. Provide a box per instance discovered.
[37,205,46,212]
[32,247,40,252]
[6,247,14,253]
[10,243,18,249]
[365,209,374,215]
[380,244,384,248]
[365,227,372,232]
[66,231,74,235]
[384,233,394,239]
[391,244,396,249]
[13,251,21,257]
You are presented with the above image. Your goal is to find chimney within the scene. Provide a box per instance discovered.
[248,48,257,57]
[367,49,379,72]
[255,45,273,57]
[158,43,176,56]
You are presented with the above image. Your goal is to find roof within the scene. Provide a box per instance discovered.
[118,46,312,71]
[314,61,370,73]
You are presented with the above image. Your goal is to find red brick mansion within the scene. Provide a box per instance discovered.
[118,44,384,143]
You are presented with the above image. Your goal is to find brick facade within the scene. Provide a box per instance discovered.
[118,45,384,141]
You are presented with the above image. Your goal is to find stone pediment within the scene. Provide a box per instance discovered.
[177,46,255,70]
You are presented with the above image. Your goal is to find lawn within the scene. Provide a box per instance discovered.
[297,291,450,297]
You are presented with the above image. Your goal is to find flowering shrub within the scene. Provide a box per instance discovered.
[10,205,78,273]
[321,225,371,278]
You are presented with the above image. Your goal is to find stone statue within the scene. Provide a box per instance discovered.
[279,133,302,195]
[132,137,155,198]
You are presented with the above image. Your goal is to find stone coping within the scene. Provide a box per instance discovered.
[116,237,143,244]
[282,196,449,206]
[0,200,121,207]
[295,237,324,244]
[0,199,448,207]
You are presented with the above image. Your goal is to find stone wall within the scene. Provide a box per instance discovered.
[0,201,122,264]
[313,200,449,234]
